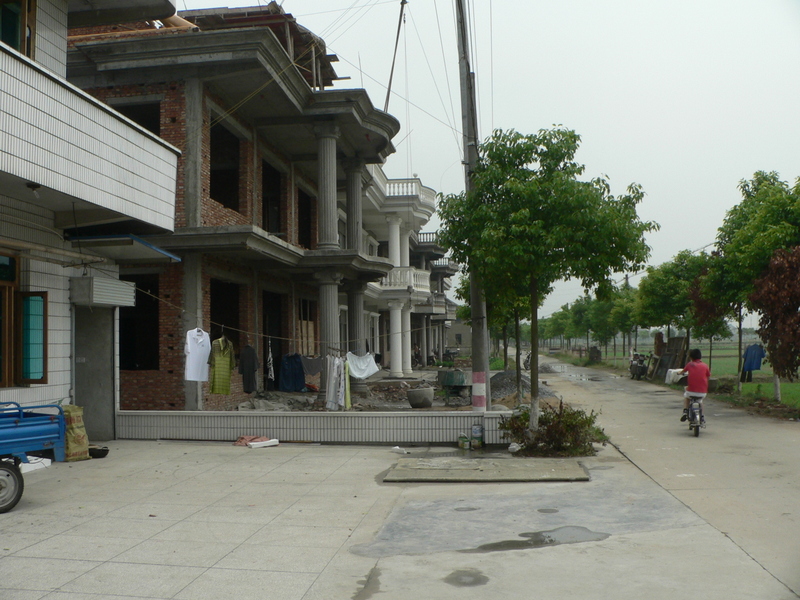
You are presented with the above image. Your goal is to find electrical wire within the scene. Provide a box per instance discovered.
[408,6,461,156]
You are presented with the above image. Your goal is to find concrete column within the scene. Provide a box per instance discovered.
[315,123,340,251]
[388,301,403,377]
[344,160,364,252]
[315,271,343,402]
[347,284,367,354]
[402,304,412,376]
[419,314,428,368]
[387,216,402,266]
[182,254,204,410]
[184,79,204,228]
[373,314,381,357]
[316,270,343,358]
[400,228,410,267]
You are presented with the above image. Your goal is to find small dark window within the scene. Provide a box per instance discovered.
[119,274,159,370]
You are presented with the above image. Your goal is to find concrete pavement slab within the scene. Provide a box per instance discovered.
[383,455,589,482]
[1,438,796,599]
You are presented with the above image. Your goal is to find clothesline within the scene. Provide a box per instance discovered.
[88,263,445,351]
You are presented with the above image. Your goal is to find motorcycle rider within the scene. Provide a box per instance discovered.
[678,348,710,423]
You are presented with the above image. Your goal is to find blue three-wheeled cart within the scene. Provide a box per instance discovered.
[0,402,66,512]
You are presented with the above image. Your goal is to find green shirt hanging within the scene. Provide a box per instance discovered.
[209,336,235,394]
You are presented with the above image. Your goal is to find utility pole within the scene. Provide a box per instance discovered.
[455,0,490,411]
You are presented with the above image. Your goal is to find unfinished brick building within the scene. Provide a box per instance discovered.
[67,4,454,412]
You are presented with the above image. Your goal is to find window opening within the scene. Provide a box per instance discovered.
[298,298,316,356]
[20,292,45,382]
[119,274,159,370]
[262,160,282,234]
[210,279,240,350]
[298,189,312,249]
[115,102,160,136]
[262,291,282,390]
[0,1,35,58]
[0,254,47,387]
[210,123,241,212]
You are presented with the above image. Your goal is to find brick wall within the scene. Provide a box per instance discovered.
[120,262,186,410]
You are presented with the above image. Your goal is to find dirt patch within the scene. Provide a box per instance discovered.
[739,397,800,420]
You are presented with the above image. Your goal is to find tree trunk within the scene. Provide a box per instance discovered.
[613,336,617,368]
[774,374,781,403]
[737,305,744,394]
[514,309,522,402]
[528,276,540,433]
[503,320,509,370]
[708,337,713,369]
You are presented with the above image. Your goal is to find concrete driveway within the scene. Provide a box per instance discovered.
[0,358,797,599]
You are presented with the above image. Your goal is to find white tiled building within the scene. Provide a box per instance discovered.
[0,0,180,440]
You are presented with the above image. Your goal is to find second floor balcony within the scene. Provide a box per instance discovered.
[1,44,179,234]
[379,266,431,294]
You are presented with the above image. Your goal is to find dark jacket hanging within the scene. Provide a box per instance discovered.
[239,345,260,393]
[279,353,306,392]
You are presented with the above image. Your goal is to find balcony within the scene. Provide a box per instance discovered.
[379,266,431,294]
[0,45,179,233]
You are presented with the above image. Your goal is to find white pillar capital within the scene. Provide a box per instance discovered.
[315,271,344,286]
[314,122,340,139]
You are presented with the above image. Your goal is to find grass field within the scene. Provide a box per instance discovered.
[595,339,770,378]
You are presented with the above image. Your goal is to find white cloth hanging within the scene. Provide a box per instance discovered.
[185,328,211,381]
[267,338,275,381]
[345,352,380,379]
[325,355,346,411]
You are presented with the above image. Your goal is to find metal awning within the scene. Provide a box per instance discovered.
[67,234,181,263]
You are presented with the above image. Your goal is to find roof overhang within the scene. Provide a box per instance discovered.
[68,28,399,183]
[67,234,181,264]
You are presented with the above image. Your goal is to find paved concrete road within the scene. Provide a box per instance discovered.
[1,360,798,599]
[544,356,800,597]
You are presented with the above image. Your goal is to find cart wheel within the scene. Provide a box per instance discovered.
[0,461,24,513]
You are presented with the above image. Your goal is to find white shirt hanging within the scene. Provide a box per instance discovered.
[185,328,211,381]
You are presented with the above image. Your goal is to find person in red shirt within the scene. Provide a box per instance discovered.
[679,348,710,422]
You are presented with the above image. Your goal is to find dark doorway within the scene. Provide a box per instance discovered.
[210,279,240,349]
[298,189,313,249]
[263,291,283,390]
[119,274,159,370]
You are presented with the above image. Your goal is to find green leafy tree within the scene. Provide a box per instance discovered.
[636,250,710,340]
[588,295,616,350]
[438,127,657,431]
[610,281,638,356]
[710,172,800,383]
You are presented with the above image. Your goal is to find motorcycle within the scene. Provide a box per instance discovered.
[685,394,705,437]
[629,351,648,380]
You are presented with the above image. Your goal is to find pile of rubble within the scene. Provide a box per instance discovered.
[236,366,556,412]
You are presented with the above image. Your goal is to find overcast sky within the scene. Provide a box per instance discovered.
[182,1,800,321]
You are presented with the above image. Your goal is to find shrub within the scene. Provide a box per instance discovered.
[498,401,608,457]
[489,357,505,370]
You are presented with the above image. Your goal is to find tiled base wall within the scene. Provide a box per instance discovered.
[116,411,510,445]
